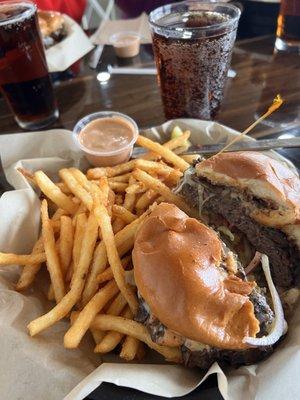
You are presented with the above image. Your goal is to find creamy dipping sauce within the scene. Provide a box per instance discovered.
[74,113,138,167]
[79,116,134,152]
[110,32,141,58]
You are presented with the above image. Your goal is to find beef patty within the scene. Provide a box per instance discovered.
[178,168,300,288]
[136,288,274,369]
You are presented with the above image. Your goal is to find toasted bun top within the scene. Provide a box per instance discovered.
[196,151,300,227]
[38,11,64,37]
[133,203,259,350]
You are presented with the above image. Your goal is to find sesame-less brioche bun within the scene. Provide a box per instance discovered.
[132,202,260,350]
[196,152,300,227]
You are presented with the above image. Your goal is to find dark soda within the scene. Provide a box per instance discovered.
[0,2,58,129]
[151,9,239,120]
[276,0,300,52]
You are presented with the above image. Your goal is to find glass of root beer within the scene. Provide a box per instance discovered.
[149,2,241,120]
[0,1,59,130]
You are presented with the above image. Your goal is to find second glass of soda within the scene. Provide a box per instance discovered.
[149,2,241,120]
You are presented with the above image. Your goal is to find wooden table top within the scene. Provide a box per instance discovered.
[0,35,299,138]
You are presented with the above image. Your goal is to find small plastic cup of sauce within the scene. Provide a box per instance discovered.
[109,31,141,58]
[73,111,138,167]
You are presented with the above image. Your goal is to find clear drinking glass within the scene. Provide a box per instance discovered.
[275,0,300,53]
[0,1,59,130]
[149,1,241,120]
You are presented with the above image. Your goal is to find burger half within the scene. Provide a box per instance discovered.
[38,11,67,49]
[132,203,285,368]
[177,151,300,294]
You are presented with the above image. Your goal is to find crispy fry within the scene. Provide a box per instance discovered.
[140,131,191,161]
[59,168,93,210]
[91,315,181,362]
[82,210,150,305]
[108,173,131,183]
[27,210,99,336]
[115,194,124,205]
[135,159,182,183]
[133,169,197,217]
[135,189,158,212]
[87,160,137,179]
[112,205,137,224]
[72,213,87,274]
[41,200,65,303]
[120,334,140,361]
[0,251,46,265]
[125,182,145,195]
[137,135,189,172]
[59,216,74,275]
[93,195,138,315]
[94,306,131,353]
[181,154,200,164]
[15,237,44,290]
[16,209,64,291]
[64,280,119,348]
[56,182,72,194]
[108,181,128,192]
[96,255,132,284]
[34,171,77,214]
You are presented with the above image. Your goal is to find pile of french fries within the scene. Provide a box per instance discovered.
[0,127,198,363]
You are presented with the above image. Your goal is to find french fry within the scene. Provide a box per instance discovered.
[87,160,137,179]
[137,135,189,171]
[27,210,99,336]
[135,189,158,212]
[112,205,137,224]
[135,159,182,183]
[0,251,46,265]
[108,181,128,192]
[82,209,150,305]
[56,182,72,194]
[15,237,44,291]
[133,169,197,217]
[72,213,87,274]
[59,216,74,275]
[64,280,119,348]
[59,168,93,210]
[94,306,131,353]
[125,181,145,195]
[96,255,132,284]
[108,173,131,183]
[41,200,65,303]
[91,315,181,362]
[16,208,65,291]
[120,334,140,361]
[181,154,200,164]
[34,171,77,214]
[140,131,191,161]
[93,195,138,315]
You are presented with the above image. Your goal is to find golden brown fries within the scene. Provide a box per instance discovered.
[59,168,93,210]
[3,130,197,365]
[28,210,99,336]
[41,200,65,302]
[0,251,46,265]
[112,205,137,224]
[64,280,119,348]
[140,130,191,161]
[87,159,137,179]
[59,216,74,275]
[93,194,138,315]
[133,169,197,217]
[136,135,189,172]
[34,171,77,214]
[91,315,181,362]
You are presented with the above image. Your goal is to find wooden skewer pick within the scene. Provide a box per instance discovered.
[212,94,283,158]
